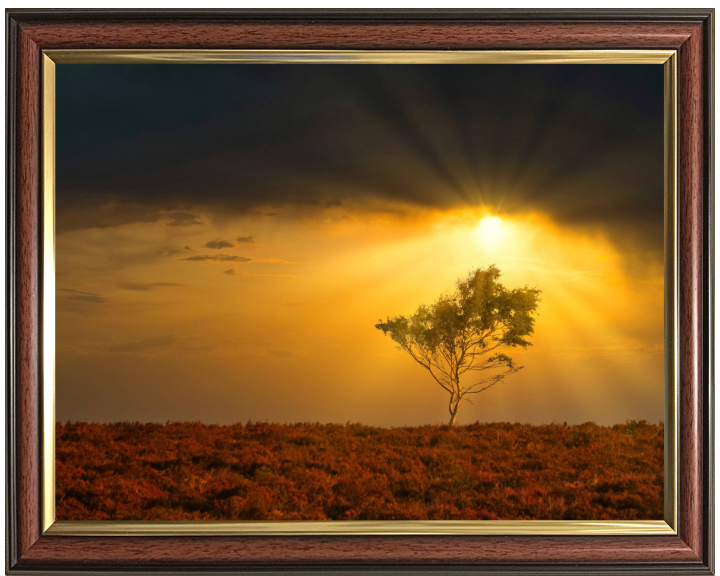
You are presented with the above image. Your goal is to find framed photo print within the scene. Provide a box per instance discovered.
[5,8,714,575]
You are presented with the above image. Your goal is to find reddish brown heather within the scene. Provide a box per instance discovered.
[56,421,663,521]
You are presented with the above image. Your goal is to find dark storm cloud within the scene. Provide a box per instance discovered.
[59,288,108,304]
[166,211,203,227]
[58,201,163,232]
[57,201,203,233]
[235,236,256,244]
[119,282,185,291]
[182,254,252,262]
[56,64,664,249]
[204,239,235,249]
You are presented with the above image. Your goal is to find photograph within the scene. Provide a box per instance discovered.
[54,61,666,522]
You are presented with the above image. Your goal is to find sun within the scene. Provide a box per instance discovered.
[476,215,507,248]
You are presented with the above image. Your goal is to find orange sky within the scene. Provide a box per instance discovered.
[56,202,664,426]
[55,64,666,427]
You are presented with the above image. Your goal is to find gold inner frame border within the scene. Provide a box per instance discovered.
[41,49,678,536]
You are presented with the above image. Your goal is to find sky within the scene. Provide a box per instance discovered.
[55,63,666,426]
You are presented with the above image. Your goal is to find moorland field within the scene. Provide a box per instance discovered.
[56,420,663,521]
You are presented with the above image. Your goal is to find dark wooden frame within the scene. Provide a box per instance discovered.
[5,9,714,575]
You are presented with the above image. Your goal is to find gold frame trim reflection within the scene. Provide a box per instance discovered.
[46,520,673,537]
[42,53,56,533]
[41,49,678,537]
[44,49,675,65]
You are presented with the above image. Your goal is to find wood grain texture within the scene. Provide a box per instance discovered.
[17,21,696,50]
[676,21,709,563]
[16,535,702,569]
[14,22,41,563]
[5,10,713,574]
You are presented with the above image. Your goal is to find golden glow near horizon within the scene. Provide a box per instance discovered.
[55,203,664,426]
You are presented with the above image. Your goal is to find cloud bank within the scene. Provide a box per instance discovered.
[56,64,664,257]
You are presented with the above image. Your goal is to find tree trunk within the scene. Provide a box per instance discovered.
[449,402,460,426]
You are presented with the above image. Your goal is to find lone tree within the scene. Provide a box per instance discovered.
[375,265,540,426]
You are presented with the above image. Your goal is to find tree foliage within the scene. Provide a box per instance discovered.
[375,265,541,425]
